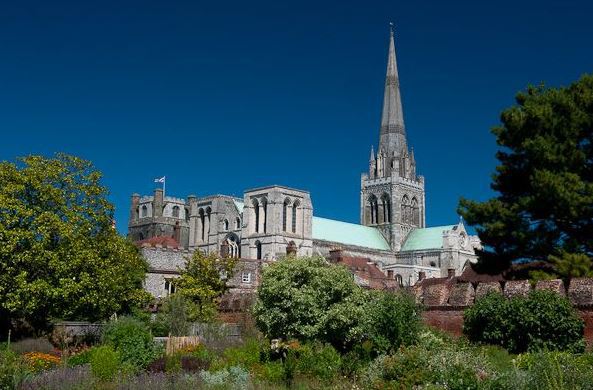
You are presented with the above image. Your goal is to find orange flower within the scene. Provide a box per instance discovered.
[23,352,61,371]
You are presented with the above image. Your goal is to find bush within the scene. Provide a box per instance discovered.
[463,290,585,353]
[295,342,341,381]
[66,347,96,367]
[89,345,120,382]
[360,291,421,354]
[102,316,159,369]
[200,365,250,389]
[0,348,30,389]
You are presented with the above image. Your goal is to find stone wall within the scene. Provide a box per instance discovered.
[414,277,593,343]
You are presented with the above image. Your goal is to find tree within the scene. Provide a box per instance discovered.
[174,250,236,322]
[459,75,593,275]
[0,154,149,337]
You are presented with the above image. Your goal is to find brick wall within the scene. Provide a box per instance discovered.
[414,277,593,343]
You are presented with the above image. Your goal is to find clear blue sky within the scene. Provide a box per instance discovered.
[1,0,592,234]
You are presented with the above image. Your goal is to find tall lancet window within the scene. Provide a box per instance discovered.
[253,199,260,233]
[411,197,419,226]
[292,200,300,233]
[283,198,290,232]
[381,193,391,223]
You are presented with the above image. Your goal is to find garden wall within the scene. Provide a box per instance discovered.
[413,277,593,343]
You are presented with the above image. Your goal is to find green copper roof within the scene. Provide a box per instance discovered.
[312,216,391,250]
[400,225,456,251]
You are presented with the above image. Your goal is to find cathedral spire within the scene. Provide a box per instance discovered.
[379,25,406,156]
[369,145,375,161]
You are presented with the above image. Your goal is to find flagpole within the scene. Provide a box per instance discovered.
[163,177,166,198]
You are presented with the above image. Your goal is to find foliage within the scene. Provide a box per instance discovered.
[66,347,96,367]
[89,345,120,382]
[199,365,250,389]
[359,290,421,354]
[464,290,585,353]
[0,153,149,336]
[20,365,94,390]
[459,75,593,275]
[0,348,30,390]
[253,256,363,349]
[294,342,342,382]
[175,250,236,323]
[151,294,199,336]
[102,316,159,369]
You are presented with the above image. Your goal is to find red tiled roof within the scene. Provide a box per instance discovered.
[336,256,387,280]
[136,236,180,248]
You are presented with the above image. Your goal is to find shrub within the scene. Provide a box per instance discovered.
[102,316,159,369]
[66,347,95,367]
[360,291,421,354]
[0,348,30,389]
[89,345,120,382]
[20,365,94,390]
[200,365,250,389]
[464,290,585,353]
[253,257,362,348]
[295,342,341,381]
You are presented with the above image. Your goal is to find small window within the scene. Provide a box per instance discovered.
[255,241,262,260]
[242,272,252,283]
[236,217,241,230]
[172,205,180,218]
[141,205,148,217]
[164,279,176,295]
[387,270,394,279]
[224,219,229,231]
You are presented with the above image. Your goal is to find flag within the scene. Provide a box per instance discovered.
[154,176,165,183]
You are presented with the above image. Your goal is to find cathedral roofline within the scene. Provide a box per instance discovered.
[244,184,310,194]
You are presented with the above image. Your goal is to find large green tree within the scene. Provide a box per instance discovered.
[459,75,593,276]
[253,256,421,353]
[0,154,149,336]
[174,250,236,322]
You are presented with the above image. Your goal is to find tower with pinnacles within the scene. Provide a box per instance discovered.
[128,29,481,298]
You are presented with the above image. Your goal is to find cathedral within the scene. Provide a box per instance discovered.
[128,30,481,297]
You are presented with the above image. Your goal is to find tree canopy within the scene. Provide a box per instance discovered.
[175,250,236,322]
[0,154,149,336]
[459,75,593,276]
[253,256,420,353]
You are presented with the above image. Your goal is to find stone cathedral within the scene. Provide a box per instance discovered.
[128,31,481,297]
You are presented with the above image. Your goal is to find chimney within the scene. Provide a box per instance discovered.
[130,193,140,222]
[329,248,343,263]
[447,268,456,278]
[153,188,164,217]
[418,271,426,281]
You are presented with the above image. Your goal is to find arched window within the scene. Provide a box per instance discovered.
[395,274,403,287]
[172,205,180,218]
[292,200,300,233]
[185,208,190,222]
[224,233,240,258]
[255,240,262,260]
[282,198,291,232]
[401,195,410,224]
[381,193,391,223]
[199,208,205,240]
[138,232,144,240]
[141,205,148,217]
[368,195,378,224]
[206,207,212,235]
[411,197,419,226]
[236,217,241,230]
[253,199,260,233]
[262,198,268,233]
[223,219,229,231]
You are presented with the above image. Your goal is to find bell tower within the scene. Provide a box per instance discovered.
[360,28,426,251]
